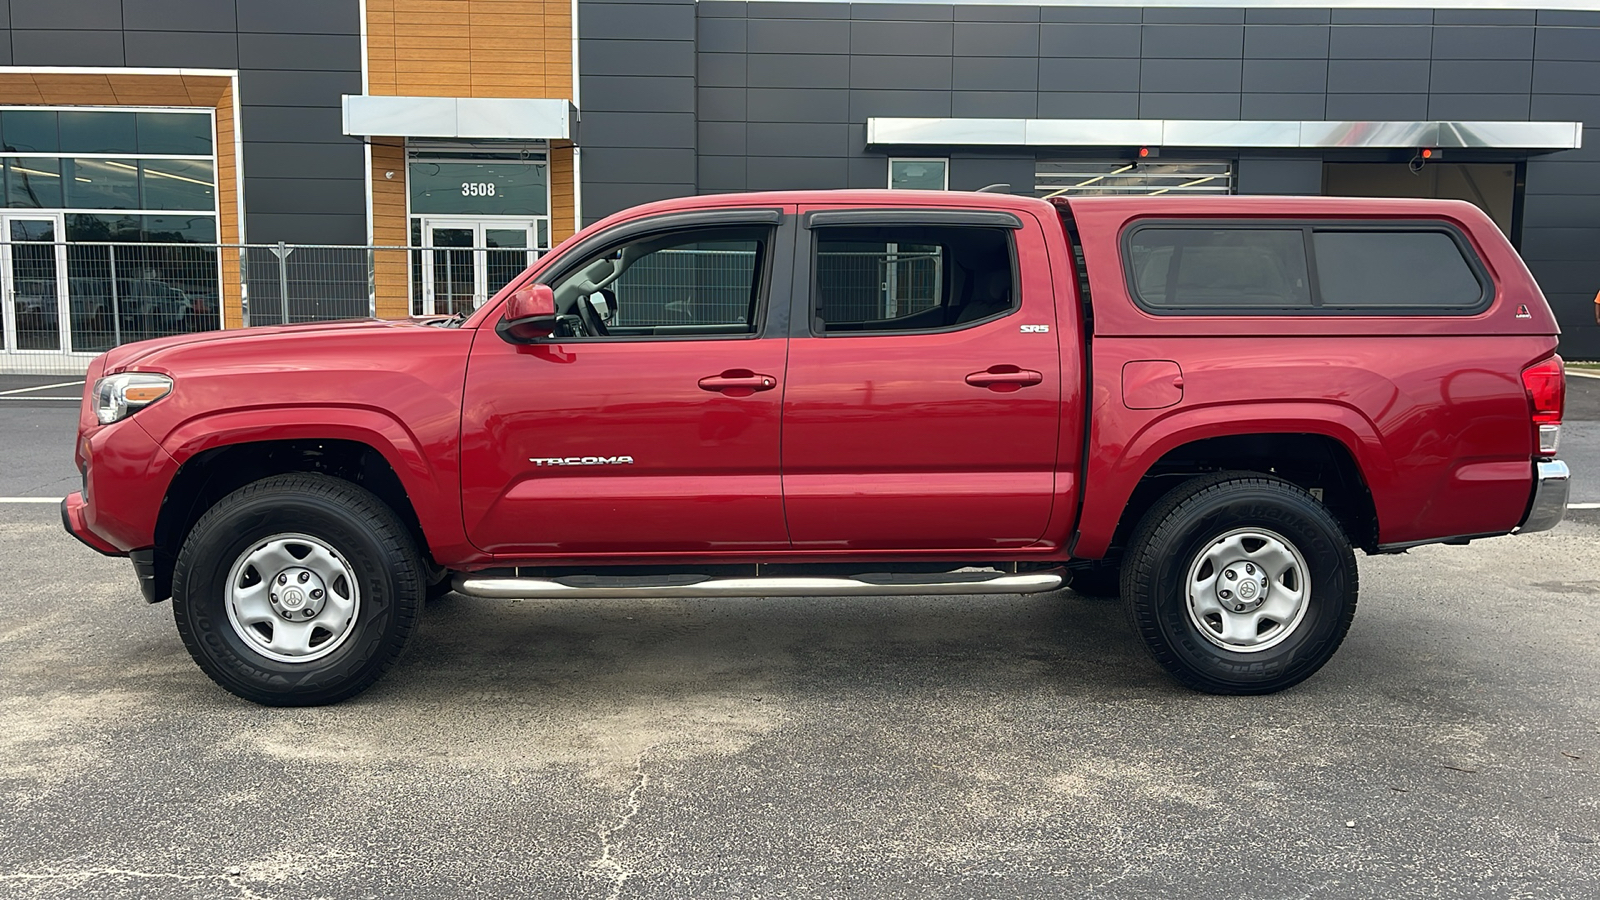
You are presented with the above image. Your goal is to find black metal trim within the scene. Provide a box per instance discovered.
[804,209,1023,230]
[1119,218,1496,318]
[1374,531,1504,553]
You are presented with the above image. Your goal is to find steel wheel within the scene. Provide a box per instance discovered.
[225,533,361,664]
[173,473,424,706]
[1184,527,1309,653]
[1123,472,1358,695]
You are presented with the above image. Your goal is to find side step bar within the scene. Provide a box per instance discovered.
[453,569,1065,600]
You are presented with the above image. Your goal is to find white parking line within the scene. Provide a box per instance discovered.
[0,498,63,504]
[0,381,83,395]
[1567,369,1600,380]
[0,397,79,402]
[1571,502,1600,510]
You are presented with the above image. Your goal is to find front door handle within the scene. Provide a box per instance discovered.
[965,366,1044,391]
[698,369,778,396]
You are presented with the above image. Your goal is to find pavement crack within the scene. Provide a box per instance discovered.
[591,747,655,900]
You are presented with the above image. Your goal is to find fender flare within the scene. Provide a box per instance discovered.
[155,404,468,557]
[1073,400,1395,559]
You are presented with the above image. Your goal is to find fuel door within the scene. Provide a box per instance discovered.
[1122,359,1184,410]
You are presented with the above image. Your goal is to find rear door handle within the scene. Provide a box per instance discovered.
[698,369,778,395]
[965,366,1044,391]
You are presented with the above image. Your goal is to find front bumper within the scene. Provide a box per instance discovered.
[60,492,124,556]
[1517,459,1570,534]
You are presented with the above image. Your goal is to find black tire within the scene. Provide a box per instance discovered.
[1066,559,1122,599]
[1122,472,1357,695]
[172,473,424,706]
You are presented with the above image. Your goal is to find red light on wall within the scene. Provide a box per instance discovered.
[1420,148,1438,159]
[1138,147,1151,158]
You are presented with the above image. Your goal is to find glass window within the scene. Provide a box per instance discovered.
[2,110,58,152]
[59,111,137,154]
[137,112,212,155]
[66,213,216,243]
[140,159,215,211]
[7,158,63,208]
[813,225,1015,333]
[549,227,768,337]
[1313,230,1485,309]
[1128,228,1312,311]
[66,158,141,209]
[889,158,947,191]
[409,160,548,216]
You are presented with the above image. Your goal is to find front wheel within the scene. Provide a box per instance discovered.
[172,474,424,706]
[1122,473,1357,695]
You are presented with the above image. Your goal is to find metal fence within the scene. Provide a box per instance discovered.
[2,239,947,375]
[0,240,546,375]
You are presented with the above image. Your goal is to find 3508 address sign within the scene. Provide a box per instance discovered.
[461,182,496,197]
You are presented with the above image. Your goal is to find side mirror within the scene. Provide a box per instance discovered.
[496,283,557,344]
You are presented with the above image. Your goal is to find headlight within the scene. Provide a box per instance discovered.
[93,372,173,425]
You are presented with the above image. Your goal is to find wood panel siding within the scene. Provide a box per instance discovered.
[550,140,575,245]
[367,0,572,101]
[370,138,412,319]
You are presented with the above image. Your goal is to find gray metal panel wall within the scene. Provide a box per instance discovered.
[576,1,1600,356]
[0,0,366,244]
[579,0,699,220]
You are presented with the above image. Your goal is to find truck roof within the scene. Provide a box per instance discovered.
[598,189,1492,224]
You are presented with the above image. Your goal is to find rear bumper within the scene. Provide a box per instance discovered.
[1517,459,1570,534]
[60,492,124,556]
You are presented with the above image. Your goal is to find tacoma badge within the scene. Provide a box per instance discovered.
[529,456,636,466]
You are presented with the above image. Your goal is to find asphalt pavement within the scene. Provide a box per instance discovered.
[0,373,1597,899]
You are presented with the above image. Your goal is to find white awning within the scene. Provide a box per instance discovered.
[342,96,576,141]
[866,119,1584,151]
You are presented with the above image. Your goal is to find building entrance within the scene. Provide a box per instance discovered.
[1,213,67,354]
[1324,163,1518,237]
[418,218,544,316]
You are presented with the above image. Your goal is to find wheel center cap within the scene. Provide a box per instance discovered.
[269,567,328,620]
[1218,561,1270,613]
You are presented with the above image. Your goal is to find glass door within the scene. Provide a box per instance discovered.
[1,214,67,353]
[419,218,545,315]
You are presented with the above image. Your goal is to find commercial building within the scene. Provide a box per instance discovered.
[2,0,1598,370]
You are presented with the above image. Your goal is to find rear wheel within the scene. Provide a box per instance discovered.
[172,473,424,706]
[1122,473,1357,694]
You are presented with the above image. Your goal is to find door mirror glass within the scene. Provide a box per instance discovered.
[497,282,557,343]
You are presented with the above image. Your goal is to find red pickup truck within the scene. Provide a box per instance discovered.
[61,190,1569,706]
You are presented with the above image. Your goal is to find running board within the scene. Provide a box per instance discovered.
[452,570,1065,600]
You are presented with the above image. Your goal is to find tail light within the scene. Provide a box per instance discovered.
[1521,355,1564,456]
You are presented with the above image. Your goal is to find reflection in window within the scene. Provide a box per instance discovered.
[140,159,215,210]
[6,158,63,208]
[67,158,141,209]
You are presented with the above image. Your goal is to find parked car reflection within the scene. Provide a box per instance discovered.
[15,276,217,352]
